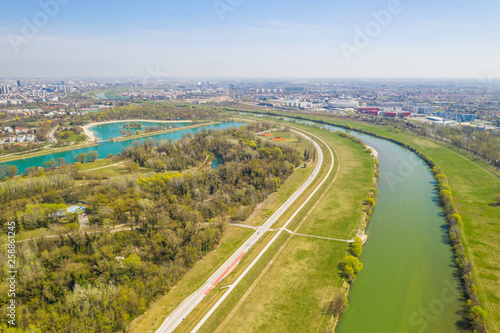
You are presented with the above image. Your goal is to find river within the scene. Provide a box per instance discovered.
[285,117,463,333]
[0,122,245,175]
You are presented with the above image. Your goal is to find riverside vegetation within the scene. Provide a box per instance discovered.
[332,130,380,326]
[0,123,306,332]
[236,110,491,332]
[350,114,500,168]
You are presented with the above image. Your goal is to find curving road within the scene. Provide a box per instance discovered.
[154,129,327,333]
[191,129,334,333]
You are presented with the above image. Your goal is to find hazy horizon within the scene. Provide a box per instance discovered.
[3,76,500,81]
[2,0,500,79]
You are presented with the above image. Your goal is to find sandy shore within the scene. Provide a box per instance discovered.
[82,119,193,143]
[366,145,379,159]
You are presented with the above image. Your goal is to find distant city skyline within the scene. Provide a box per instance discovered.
[1,0,500,79]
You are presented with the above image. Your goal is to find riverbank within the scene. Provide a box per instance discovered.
[82,119,195,143]
[332,139,379,332]
[233,112,465,332]
[240,110,498,332]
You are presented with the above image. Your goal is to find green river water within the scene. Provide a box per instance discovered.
[285,118,464,333]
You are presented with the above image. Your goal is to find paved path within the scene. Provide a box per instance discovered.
[47,125,59,145]
[282,228,352,243]
[154,129,326,333]
[82,161,125,172]
[228,223,259,230]
[1,223,133,246]
[232,224,352,242]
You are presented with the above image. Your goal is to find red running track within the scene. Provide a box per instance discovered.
[204,252,246,295]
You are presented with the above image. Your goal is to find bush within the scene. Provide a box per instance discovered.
[349,242,363,258]
[469,306,487,332]
[343,255,363,273]
[328,292,348,316]
[449,214,462,226]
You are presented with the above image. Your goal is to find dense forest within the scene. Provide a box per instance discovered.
[72,103,227,127]
[0,124,304,332]
[1,104,224,130]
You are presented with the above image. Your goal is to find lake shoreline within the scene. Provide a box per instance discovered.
[82,119,194,142]
[0,122,220,167]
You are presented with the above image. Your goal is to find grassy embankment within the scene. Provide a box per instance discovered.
[129,129,318,332]
[167,121,373,333]
[242,110,500,332]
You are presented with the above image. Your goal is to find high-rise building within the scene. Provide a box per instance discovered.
[17,80,21,88]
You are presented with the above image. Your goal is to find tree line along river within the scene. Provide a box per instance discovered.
[0,121,245,175]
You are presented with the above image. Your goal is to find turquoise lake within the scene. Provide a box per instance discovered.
[89,121,191,141]
[1,122,245,175]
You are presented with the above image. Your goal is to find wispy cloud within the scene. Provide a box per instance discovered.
[120,26,189,36]
[265,21,335,31]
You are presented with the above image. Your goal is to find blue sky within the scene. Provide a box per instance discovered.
[0,0,499,78]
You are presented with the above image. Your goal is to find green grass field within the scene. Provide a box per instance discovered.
[246,111,500,332]
[105,90,124,99]
[215,238,346,333]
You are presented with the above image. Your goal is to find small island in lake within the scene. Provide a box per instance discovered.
[122,122,142,129]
